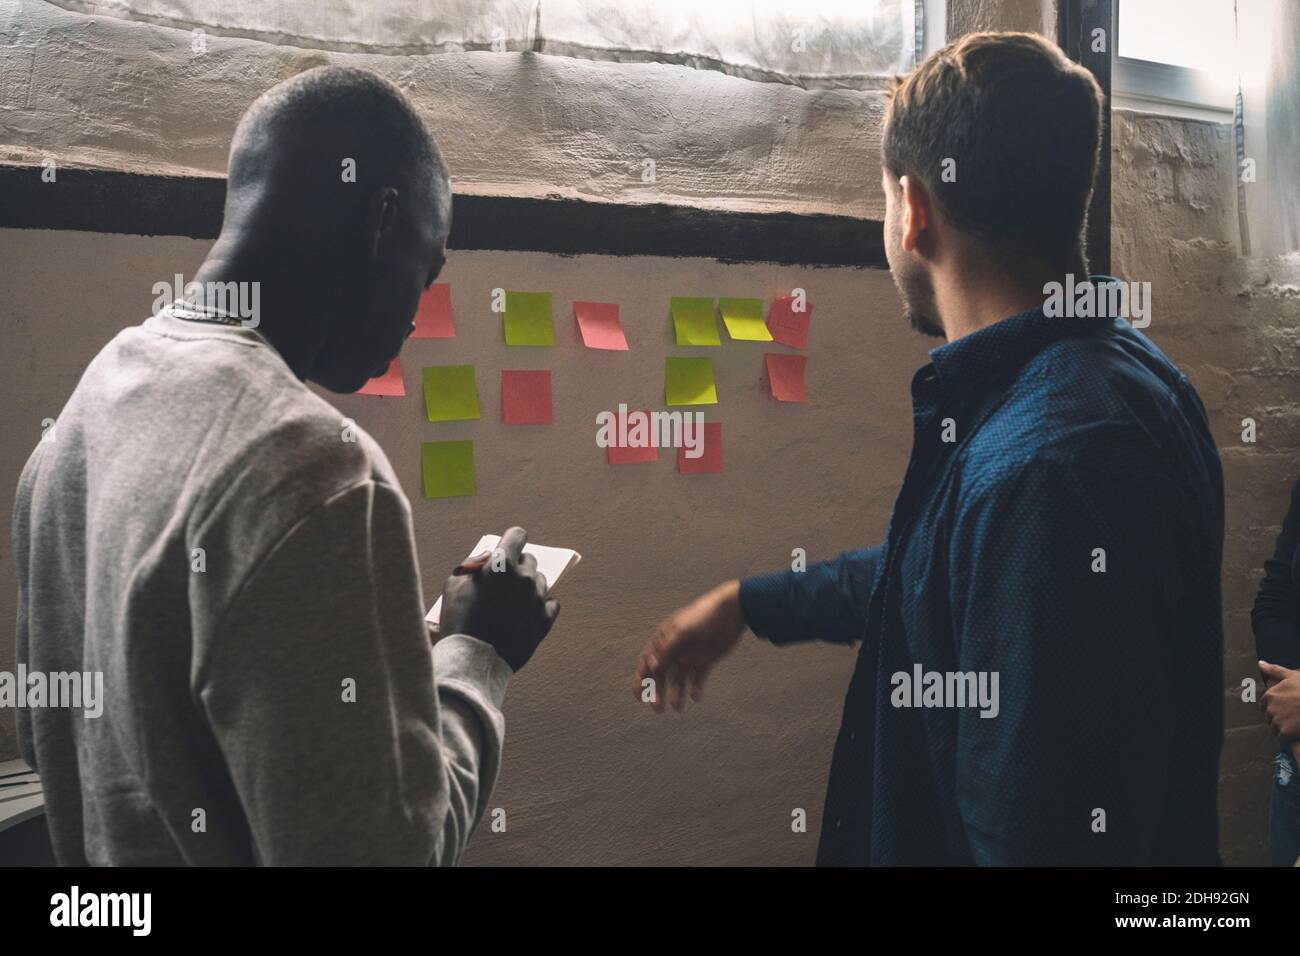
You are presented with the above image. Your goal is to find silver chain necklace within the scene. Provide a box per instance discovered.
[168,299,247,328]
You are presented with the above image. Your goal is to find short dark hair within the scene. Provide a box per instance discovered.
[229,66,448,217]
[882,31,1103,269]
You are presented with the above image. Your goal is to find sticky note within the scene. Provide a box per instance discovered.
[665,356,718,406]
[678,422,723,474]
[670,297,721,346]
[358,357,406,396]
[422,364,480,421]
[422,440,475,498]
[412,283,455,339]
[719,298,773,342]
[501,370,553,424]
[768,294,813,350]
[607,412,660,466]
[504,291,555,346]
[607,444,659,465]
[574,301,628,351]
[765,353,807,403]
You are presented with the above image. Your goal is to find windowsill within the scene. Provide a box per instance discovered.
[1113,56,1234,124]
[1112,92,1232,124]
[1112,92,1232,125]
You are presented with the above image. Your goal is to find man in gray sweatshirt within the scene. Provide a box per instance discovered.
[12,66,558,865]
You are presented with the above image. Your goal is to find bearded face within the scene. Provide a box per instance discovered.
[883,170,944,340]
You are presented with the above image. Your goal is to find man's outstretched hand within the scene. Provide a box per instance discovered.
[439,526,559,672]
[634,580,747,712]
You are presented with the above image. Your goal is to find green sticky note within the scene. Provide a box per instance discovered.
[504,291,555,346]
[422,365,480,422]
[422,440,476,498]
[671,297,721,346]
[665,356,718,406]
[719,297,773,341]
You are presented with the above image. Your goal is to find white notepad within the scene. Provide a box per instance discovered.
[0,782,43,802]
[0,759,42,832]
[0,759,33,778]
[426,534,581,634]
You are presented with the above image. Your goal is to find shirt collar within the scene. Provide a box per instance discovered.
[922,275,1123,400]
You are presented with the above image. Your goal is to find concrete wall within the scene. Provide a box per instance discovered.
[948,0,1057,38]
[0,0,887,219]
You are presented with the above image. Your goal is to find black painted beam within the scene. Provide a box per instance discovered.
[0,164,886,268]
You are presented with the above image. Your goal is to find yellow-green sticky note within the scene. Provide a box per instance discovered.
[423,364,480,422]
[422,440,475,498]
[665,356,718,406]
[719,297,773,341]
[671,297,721,346]
[504,291,555,346]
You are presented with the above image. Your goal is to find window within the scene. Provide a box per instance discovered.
[1114,0,1238,118]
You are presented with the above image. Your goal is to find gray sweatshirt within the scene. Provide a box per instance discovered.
[12,307,511,865]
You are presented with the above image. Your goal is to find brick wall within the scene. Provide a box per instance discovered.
[1113,108,1300,864]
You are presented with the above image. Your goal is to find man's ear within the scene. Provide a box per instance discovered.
[899,174,931,254]
[364,186,401,262]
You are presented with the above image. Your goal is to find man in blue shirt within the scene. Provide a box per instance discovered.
[633,31,1224,865]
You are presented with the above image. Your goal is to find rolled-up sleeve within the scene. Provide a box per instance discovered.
[1252,476,1300,669]
[740,547,882,647]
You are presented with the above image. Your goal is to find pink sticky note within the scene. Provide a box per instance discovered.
[574,301,628,351]
[412,283,455,339]
[678,422,723,474]
[358,357,406,396]
[765,353,807,403]
[501,370,553,424]
[767,295,813,350]
[608,443,659,465]
[607,409,660,464]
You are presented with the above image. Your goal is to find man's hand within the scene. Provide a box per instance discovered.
[439,526,559,671]
[1260,661,1300,739]
[634,581,746,712]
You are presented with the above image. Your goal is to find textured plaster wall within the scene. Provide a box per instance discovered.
[948,0,1057,38]
[0,0,887,219]
[0,227,924,865]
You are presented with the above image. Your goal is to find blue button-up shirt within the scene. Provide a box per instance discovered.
[741,294,1224,865]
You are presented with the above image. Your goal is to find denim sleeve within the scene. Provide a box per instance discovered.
[1252,475,1300,669]
[738,546,882,646]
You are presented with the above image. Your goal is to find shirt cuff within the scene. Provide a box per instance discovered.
[739,570,803,646]
[433,633,513,708]
[1255,625,1300,670]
